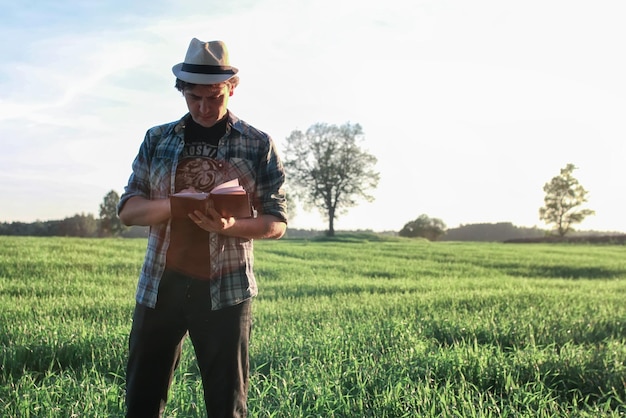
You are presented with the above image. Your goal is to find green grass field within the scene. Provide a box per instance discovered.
[0,235,625,417]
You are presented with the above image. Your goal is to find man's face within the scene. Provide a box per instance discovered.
[183,83,232,128]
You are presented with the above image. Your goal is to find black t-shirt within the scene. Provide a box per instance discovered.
[166,116,228,279]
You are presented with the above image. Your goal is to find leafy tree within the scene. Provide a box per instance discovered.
[283,190,297,224]
[99,190,125,237]
[284,122,380,236]
[399,214,447,241]
[539,163,595,237]
[59,213,98,237]
[442,222,545,242]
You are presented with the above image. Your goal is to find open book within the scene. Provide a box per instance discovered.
[171,179,252,219]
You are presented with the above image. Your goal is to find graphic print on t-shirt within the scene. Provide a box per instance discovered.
[174,142,221,193]
[167,142,220,280]
[175,157,220,193]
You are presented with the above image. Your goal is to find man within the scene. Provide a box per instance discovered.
[118,38,287,417]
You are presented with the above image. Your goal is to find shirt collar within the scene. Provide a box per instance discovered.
[174,111,241,135]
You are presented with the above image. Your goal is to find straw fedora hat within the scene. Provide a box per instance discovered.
[172,38,238,84]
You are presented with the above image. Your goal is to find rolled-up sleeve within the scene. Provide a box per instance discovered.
[256,137,287,223]
[117,131,154,215]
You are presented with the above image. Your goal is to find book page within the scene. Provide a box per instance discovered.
[171,192,208,200]
[210,178,246,195]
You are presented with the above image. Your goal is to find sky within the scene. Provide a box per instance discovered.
[1,0,625,233]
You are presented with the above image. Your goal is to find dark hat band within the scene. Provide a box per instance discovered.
[181,63,236,75]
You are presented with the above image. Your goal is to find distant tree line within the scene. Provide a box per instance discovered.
[398,163,599,242]
[0,190,133,238]
[397,216,546,242]
[0,162,608,241]
[1,217,618,242]
[0,214,100,237]
[441,222,545,242]
[0,215,148,238]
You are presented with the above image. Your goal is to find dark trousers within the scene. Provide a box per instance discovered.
[125,269,252,418]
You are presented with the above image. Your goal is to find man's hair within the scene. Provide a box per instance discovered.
[175,76,240,93]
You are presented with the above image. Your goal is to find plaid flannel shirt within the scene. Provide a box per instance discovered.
[118,112,287,309]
